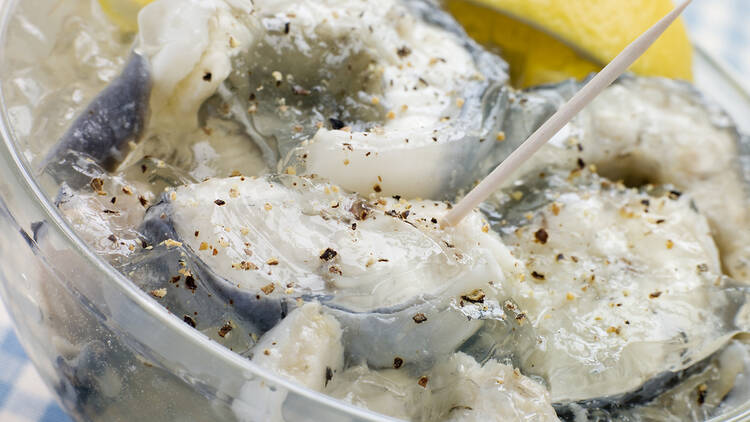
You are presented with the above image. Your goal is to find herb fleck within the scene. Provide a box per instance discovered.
[534,228,549,244]
[320,248,338,261]
[185,275,197,292]
[396,46,412,58]
[218,323,233,338]
[325,367,333,387]
[90,178,106,195]
[329,118,346,130]
[413,313,427,324]
[393,357,404,369]
[261,283,275,295]
[697,384,708,405]
[461,289,485,303]
[349,200,373,221]
[238,261,257,271]
[150,288,167,299]
[183,315,197,328]
[531,271,546,281]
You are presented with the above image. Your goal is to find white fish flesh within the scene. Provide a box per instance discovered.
[501,77,750,283]
[325,352,559,421]
[141,174,517,369]
[483,171,750,403]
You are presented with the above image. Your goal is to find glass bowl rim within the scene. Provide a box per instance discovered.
[0,1,748,421]
[0,1,396,421]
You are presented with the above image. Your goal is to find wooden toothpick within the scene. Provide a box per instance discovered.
[442,0,692,227]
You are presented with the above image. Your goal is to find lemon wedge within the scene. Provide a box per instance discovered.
[446,0,693,88]
[98,0,154,32]
[98,0,693,86]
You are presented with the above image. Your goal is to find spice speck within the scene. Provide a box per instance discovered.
[320,248,338,261]
[393,357,404,369]
[412,313,427,324]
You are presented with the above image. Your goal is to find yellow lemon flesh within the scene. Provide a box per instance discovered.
[446,0,693,88]
[97,0,693,87]
[98,0,154,32]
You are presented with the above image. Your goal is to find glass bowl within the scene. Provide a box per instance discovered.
[0,0,747,421]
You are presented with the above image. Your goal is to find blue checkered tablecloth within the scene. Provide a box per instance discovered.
[0,1,748,421]
[685,0,750,90]
[0,304,72,422]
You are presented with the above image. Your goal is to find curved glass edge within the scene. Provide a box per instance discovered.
[693,46,750,134]
[0,1,746,421]
[0,0,397,421]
